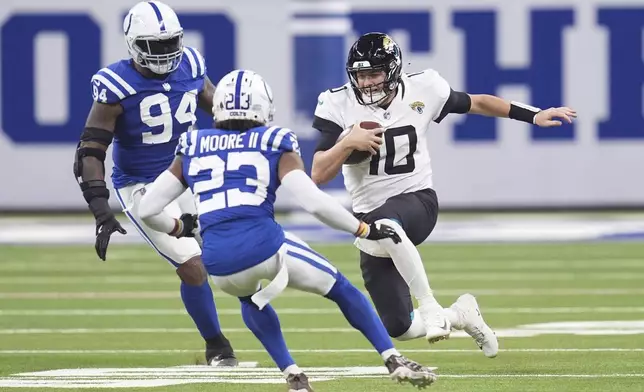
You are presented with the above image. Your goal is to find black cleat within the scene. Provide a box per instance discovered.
[385,355,437,389]
[207,353,238,367]
[205,335,238,367]
[286,373,314,392]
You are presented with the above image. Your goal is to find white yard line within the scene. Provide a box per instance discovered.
[1,259,643,273]
[2,288,644,299]
[437,374,644,379]
[0,348,642,354]
[1,325,644,337]
[2,307,644,316]
[2,272,644,285]
[0,328,357,334]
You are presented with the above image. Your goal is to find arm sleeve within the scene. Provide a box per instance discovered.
[434,89,472,124]
[312,90,345,152]
[139,170,187,234]
[281,170,361,235]
[313,117,344,152]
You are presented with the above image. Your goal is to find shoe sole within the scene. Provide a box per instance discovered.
[390,367,437,389]
[208,358,239,367]
[426,328,451,344]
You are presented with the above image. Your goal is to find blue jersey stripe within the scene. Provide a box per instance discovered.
[286,250,336,277]
[284,238,327,264]
[234,70,245,109]
[148,2,166,32]
[114,189,180,268]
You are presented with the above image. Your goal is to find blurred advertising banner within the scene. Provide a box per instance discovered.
[1,0,643,210]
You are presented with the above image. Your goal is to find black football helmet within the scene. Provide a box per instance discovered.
[346,32,403,105]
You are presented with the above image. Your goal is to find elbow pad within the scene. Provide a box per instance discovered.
[73,127,113,204]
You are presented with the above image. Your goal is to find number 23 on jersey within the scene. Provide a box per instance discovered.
[189,152,270,214]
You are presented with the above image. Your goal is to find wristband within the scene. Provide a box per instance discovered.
[509,101,541,124]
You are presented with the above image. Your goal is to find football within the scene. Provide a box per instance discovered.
[338,121,383,164]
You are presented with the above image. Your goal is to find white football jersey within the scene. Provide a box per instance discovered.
[314,69,451,213]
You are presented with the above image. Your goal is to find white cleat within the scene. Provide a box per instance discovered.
[419,303,451,344]
[451,293,498,358]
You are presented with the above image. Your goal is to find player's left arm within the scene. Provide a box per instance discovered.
[469,93,576,127]
[436,89,577,127]
[197,75,216,115]
[139,157,194,238]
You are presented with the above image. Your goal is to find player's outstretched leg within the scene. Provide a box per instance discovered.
[372,218,450,344]
[325,273,437,388]
[238,297,314,391]
[177,258,237,366]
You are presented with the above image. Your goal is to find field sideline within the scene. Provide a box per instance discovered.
[0,242,643,391]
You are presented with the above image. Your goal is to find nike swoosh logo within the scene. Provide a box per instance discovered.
[439,319,448,330]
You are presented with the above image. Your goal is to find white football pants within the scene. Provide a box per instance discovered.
[115,183,201,267]
[210,232,338,308]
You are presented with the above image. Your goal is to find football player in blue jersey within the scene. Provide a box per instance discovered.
[72,1,236,366]
[138,69,438,391]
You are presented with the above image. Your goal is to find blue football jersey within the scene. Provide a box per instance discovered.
[90,47,207,189]
[176,125,302,276]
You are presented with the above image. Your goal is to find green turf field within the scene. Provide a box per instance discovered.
[0,243,643,391]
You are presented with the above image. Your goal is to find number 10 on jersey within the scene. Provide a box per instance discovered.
[369,125,418,175]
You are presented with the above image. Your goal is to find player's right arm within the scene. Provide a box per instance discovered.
[310,90,382,185]
[278,135,399,243]
[74,73,128,261]
[139,132,196,238]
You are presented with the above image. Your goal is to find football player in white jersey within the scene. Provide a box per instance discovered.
[311,32,577,357]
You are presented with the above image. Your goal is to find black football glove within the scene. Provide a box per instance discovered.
[89,198,127,261]
[358,222,401,243]
[172,213,198,238]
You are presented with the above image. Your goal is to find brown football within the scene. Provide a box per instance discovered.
[343,121,383,164]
